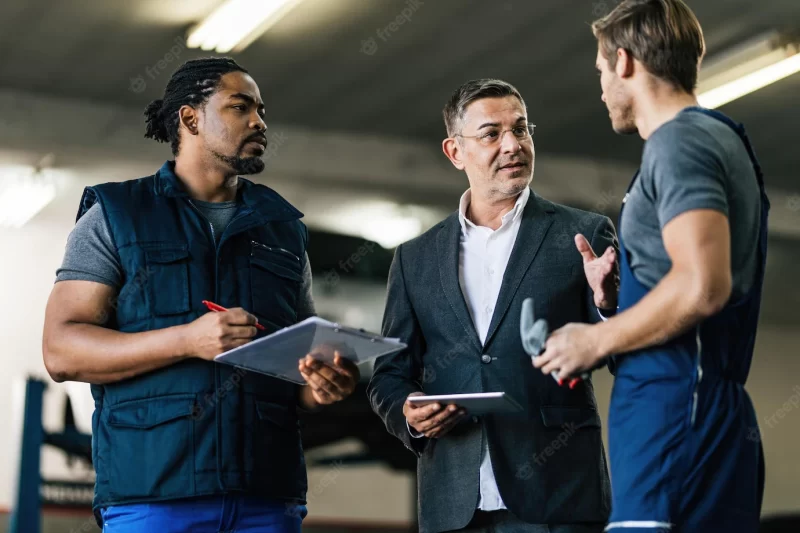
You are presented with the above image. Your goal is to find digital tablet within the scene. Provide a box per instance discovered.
[406,392,524,415]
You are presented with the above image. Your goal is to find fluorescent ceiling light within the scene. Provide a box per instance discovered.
[187,0,304,53]
[0,165,59,228]
[314,201,440,249]
[698,32,800,109]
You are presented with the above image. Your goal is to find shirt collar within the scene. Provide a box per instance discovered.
[458,186,530,232]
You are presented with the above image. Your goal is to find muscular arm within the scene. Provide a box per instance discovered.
[594,209,731,356]
[42,280,191,384]
[43,280,257,384]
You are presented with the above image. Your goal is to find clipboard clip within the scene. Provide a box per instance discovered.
[331,324,381,343]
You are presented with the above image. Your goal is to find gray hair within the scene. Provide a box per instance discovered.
[442,79,527,137]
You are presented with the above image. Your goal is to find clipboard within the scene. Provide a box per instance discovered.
[406,392,524,415]
[214,316,407,384]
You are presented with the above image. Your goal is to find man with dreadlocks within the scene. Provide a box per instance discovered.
[42,57,359,532]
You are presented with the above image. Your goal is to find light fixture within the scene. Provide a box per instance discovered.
[313,201,442,249]
[0,157,61,229]
[698,31,800,109]
[186,0,304,53]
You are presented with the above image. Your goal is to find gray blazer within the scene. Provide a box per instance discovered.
[368,191,616,533]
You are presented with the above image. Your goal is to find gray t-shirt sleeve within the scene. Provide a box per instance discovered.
[643,121,729,229]
[297,253,316,321]
[55,202,123,288]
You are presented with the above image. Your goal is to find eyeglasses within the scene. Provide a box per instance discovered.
[455,123,536,146]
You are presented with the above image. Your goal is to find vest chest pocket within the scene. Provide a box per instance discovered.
[249,242,302,326]
[143,244,191,316]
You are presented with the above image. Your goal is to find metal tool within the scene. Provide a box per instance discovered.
[520,297,587,389]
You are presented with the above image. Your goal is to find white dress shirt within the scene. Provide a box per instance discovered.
[459,186,530,510]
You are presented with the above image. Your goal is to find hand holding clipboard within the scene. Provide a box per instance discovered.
[214,316,406,384]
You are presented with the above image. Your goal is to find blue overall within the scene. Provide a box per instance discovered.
[606,108,768,532]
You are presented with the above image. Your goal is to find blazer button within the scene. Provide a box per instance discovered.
[472,416,479,423]
[481,354,491,364]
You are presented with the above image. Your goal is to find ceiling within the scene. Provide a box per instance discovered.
[0,0,797,190]
[0,0,797,324]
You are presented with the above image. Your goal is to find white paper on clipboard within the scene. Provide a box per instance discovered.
[213,316,407,384]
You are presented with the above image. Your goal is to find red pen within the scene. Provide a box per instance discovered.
[202,300,265,331]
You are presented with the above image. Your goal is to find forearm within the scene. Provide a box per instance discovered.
[43,322,190,384]
[595,267,721,357]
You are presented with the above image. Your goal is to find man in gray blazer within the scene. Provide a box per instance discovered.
[368,79,619,533]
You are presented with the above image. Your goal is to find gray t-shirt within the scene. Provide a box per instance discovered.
[56,202,316,320]
[191,198,239,244]
[620,108,760,297]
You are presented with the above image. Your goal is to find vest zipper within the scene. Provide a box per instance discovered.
[186,199,226,489]
[251,240,300,262]
[187,200,216,249]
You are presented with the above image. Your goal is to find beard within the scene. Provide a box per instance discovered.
[611,104,638,135]
[212,151,265,175]
[606,79,638,135]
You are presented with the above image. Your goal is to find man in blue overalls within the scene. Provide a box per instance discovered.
[533,1,767,531]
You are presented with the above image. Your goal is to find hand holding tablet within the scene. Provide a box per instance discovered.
[406,392,524,416]
[404,392,467,439]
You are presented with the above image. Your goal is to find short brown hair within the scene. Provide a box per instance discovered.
[592,0,706,93]
[442,79,526,137]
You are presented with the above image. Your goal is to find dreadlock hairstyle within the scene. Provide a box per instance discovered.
[144,57,248,155]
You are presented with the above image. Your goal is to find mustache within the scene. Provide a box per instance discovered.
[496,158,529,170]
[242,133,268,147]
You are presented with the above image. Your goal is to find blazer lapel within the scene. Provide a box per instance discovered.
[436,214,483,351]
[484,192,555,348]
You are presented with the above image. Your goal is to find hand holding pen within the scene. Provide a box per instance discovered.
[179,301,263,361]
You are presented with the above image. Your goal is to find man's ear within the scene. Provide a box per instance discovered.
[442,137,465,171]
[178,104,199,136]
[616,48,635,79]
